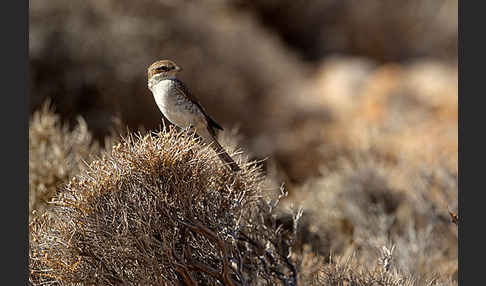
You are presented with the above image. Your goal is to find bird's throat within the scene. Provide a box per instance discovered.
[148,73,176,91]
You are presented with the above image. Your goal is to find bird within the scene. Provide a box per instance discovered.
[147,59,241,172]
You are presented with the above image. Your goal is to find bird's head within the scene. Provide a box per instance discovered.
[147,59,182,87]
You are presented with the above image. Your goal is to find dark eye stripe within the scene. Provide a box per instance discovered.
[156,66,170,72]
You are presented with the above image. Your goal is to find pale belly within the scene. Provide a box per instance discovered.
[152,80,208,136]
[158,103,193,128]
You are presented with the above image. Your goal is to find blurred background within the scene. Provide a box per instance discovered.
[29,0,458,282]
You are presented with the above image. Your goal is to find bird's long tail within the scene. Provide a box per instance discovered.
[209,136,241,172]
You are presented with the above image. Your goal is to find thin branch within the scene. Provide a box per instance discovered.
[178,218,238,286]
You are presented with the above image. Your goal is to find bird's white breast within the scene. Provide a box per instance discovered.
[152,79,172,110]
[151,79,194,128]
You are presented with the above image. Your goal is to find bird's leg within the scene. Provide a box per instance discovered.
[178,124,191,134]
[182,125,200,140]
[186,125,196,135]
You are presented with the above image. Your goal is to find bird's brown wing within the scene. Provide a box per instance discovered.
[173,79,224,134]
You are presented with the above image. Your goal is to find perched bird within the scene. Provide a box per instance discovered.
[147,59,241,172]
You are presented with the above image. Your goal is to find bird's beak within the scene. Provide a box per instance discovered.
[175,66,183,72]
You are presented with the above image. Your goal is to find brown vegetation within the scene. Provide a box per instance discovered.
[228,0,457,62]
[29,101,108,218]
[30,127,302,285]
[29,0,458,285]
[29,105,457,285]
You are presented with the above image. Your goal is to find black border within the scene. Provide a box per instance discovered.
[459,0,483,285]
[459,0,469,285]
[3,0,29,284]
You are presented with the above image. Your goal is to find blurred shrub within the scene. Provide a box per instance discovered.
[266,58,457,186]
[29,128,302,285]
[29,101,109,218]
[312,59,458,172]
[229,0,457,62]
[295,150,458,283]
[312,255,455,286]
[261,57,459,280]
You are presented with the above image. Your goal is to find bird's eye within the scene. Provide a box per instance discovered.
[157,66,170,72]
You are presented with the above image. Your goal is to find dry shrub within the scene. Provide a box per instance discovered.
[29,128,301,285]
[312,255,455,286]
[294,150,457,284]
[29,101,109,218]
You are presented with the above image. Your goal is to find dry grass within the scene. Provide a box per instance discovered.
[293,150,458,284]
[29,101,109,219]
[312,255,455,286]
[29,126,302,285]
